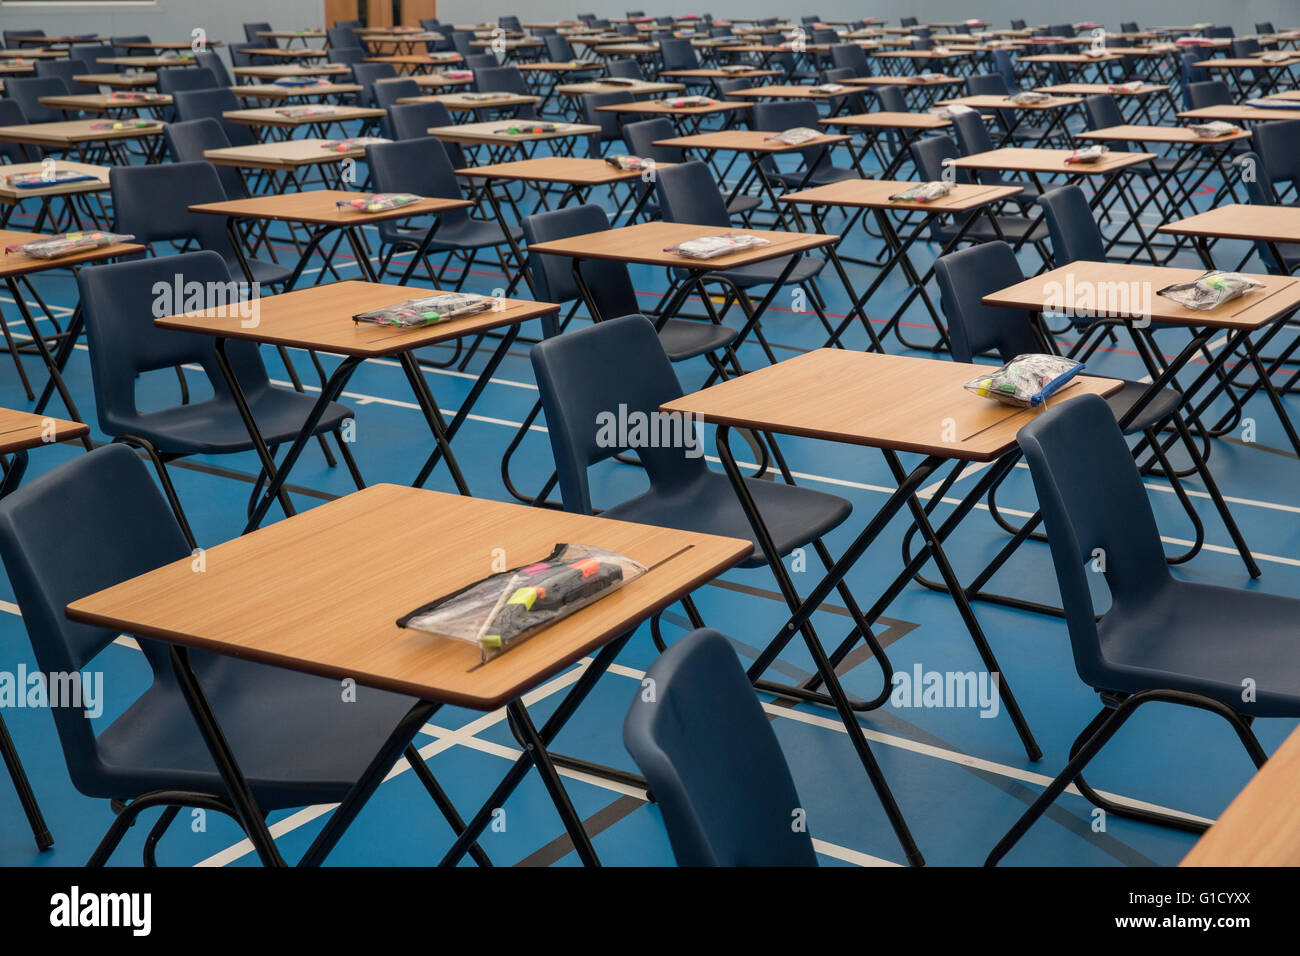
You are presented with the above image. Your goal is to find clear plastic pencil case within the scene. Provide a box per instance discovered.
[4,231,134,259]
[889,181,953,202]
[665,233,771,260]
[336,192,424,213]
[1156,271,1264,311]
[353,292,491,329]
[6,169,99,189]
[764,126,821,145]
[965,354,1085,407]
[398,544,646,660]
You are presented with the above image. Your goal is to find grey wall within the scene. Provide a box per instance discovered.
[1,0,323,47]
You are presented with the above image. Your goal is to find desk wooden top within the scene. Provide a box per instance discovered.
[597,98,751,116]
[0,406,88,453]
[188,190,473,226]
[0,161,110,201]
[821,110,951,130]
[97,55,197,70]
[116,41,222,51]
[842,74,963,88]
[939,93,1082,110]
[1182,723,1300,866]
[1261,90,1300,103]
[1176,104,1300,122]
[257,30,327,40]
[654,129,851,153]
[727,84,857,100]
[155,280,559,357]
[37,92,172,113]
[73,72,158,89]
[66,484,752,710]
[1077,123,1253,145]
[232,83,364,100]
[780,180,1023,212]
[985,261,1300,331]
[222,105,387,127]
[454,156,662,186]
[231,64,353,80]
[662,349,1121,462]
[1157,204,1300,242]
[557,79,685,95]
[0,118,164,146]
[0,228,144,278]
[245,47,330,61]
[1034,82,1170,96]
[363,53,464,67]
[396,91,539,110]
[1015,52,1123,63]
[951,146,1157,174]
[658,67,780,79]
[426,121,601,144]
[202,139,370,170]
[526,220,838,270]
[1197,55,1300,69]
[516,61,603,73]
[0,49,72,60]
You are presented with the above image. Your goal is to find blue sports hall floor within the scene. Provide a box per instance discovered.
[0,111,1295,869]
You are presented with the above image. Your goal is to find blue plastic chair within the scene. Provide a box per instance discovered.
[580,90,632,156]
[6,77,73,124]
[829,43,870,76]
[326,45,366,66]
[162,118,246,200]
[172,87,255,147]
[623,627,818,866]
[0,442,472,865]
[530,314,851,567]
[33,58,95,94]
[0,99,35,163]
[948,110,1040,205]
[1187,79,1232,109]
[605,57,644,80]
[475,66,541,118]
[986,393,1291,865]
[1251,119,1300,199]
[326,26,361,50]
[76,252,355,542]
[243,21,276,46]
[156,67,220,96]
[622,118,759,219]
[194,49,233,88]
[750,100,859,189]
[660,37,701,71]
[365,137,523,285]
[112,161,289,285]
[1236,150,1300,271]
[351,62,398,106]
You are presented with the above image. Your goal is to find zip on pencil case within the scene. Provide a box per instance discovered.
[352,292,492,328]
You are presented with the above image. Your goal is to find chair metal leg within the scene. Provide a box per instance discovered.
[112,436,197,551]
[0,709,52,851]
[142,805,180,867]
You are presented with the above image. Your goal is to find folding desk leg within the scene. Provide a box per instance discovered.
[4,277,89,447]
[439,633,632,867]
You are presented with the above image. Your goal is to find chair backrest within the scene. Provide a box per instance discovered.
[372,76,422,118]
[7,76,71,123]
[615,24,638,37]
[1205,25,1235,39]
[623,627,818,867]
[867,85,904,113]
[1081,94,1129,152]
[351,62,399,105]
[500,15,522,31]
[33,58,93,93]
[622,116,680,162]
[990,50,1019,91]
[475,64,530,96]
[1179,52,1208,108]
[715,77,753,96]
[1016,393,1174,691]
[545,34,574,61]
[463,52,499,72]
[521,204,641,318]
[0,444,192,795]
[1187,79,1232,109]
[327,46,367,65]
[910,134,972,184]
[193,49,232,87]
[334,19,363,29]
[365,137,469,226]
[156,67,220,96]
[1234,151,1285,271]
[530,314,706,514]
[450,32,476,57]
[0,99,34,162]
[388,101,466,164]
[750,99,833,170]
[1037,185,1107,266]
[244,22,276,46]
[162,117,245,198]
[1012,19,1028,30]
[108,158,229,251]
[77,250,269,441]
[660,37,699,70]
[949,109,996,155]
[1257,22,1277,35]
[933,241,1039,363]
[327,26,361,50]
[581,90,633,153]
[900,17,918,28]
[1251,119,1300,186]
[1230,37,1261,58]
[828,42,870,76]
[172,87,253,146]
[606,57,644,79]
[69,43,114,68]
[655,159,731,227]
[1120,21,1139,33]
[228,42,259,67]
[966,71,1009,96]
[1048,23,1075,37]
[812,28,839,44]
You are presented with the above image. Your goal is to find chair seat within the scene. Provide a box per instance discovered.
[1095,579,1300,717]
[726,193,761,215]
[1102,380,1182,434]
[603,470,851,567]
[678,253,826,288]
[381,216,522,251]
[109,385,353,456]
[236,256,293,287]
[770,165,859,189]
[656,317,738,361]
[92,652,418,808]
[934,215,1048,244]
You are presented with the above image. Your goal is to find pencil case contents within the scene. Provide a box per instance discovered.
[88,120,160,130]
[1065,144,1109,164]
[1108,81,1146,93]
[764,126,822,145]
[336,192,424,213]
[1187,120,1241,138]
[965,354,1085,408]
[353,292,492,329]
[274,105,340,118]
[1156,271,1265,311]
[107,91,170,103]
[493,123,566,134]
[4,231,134,259]
[1007,91,1052,104]
[398,544,645,660]
[605,154,651,171]
[667,95,716,107]
[666,233,772,259]
[888,180,954,202]
[320,136,391,151]
[5,169,99,188]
